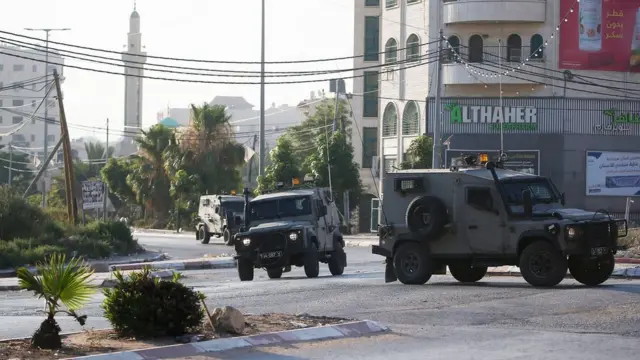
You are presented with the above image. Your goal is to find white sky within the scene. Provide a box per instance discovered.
[3,0,354,141]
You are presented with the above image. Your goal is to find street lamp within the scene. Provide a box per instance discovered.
[24,27,70,208]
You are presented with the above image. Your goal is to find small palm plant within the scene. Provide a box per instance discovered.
[17,253,95,349]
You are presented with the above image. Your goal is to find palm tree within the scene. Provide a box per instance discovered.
[17,254,95,349]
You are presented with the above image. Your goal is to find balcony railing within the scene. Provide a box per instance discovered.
[444,45,545,65]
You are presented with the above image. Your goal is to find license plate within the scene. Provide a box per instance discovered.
[259,251,283,259]
[590,247,609,256]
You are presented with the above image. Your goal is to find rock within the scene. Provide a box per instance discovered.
[210,306,245,334]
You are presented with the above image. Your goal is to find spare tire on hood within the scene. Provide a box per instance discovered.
[405,196,448,240]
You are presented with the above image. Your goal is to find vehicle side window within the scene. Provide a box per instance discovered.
[214,206,220,214]
[466,187,494,212]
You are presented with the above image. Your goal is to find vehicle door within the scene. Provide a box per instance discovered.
[211,200,222,233]
[313,197,332,249]
[461,186,506,255]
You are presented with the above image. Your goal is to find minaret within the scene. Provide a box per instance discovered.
[121,1,146,145]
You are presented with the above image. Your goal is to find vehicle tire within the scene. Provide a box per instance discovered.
[568,253,615,286]
[304,245,320,278]
[405,196,448,240]
[266,267,283,279]
[519,240,568,287]
[196,227,201,240]
[393,242,432,285]
[223,228,233,246]
[237,258,254,281]
[199,227,210,244]
[449,263,487,283]
[328,243,346,276]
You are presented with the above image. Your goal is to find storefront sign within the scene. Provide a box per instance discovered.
[444,103,538,131]
[586,150,640,196]
[593,109,639,132]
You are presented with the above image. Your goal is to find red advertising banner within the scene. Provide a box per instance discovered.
[559,0,640,72]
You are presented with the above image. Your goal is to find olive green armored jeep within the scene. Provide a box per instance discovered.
[372,154,628,288]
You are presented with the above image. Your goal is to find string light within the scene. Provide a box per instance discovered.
[444,0,580,78]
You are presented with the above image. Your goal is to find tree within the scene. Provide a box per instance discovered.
[101,157,138,213]
[256,137,301,193]
[17,254,94,349]
[400,135,433,169]
[74,142,114,180]
[0,151,35,192]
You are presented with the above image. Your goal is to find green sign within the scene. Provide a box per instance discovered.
[444,103,538,131]
[594,109,639,132]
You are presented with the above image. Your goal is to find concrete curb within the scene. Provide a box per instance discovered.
[64,320,387,360]
[481,265,640,279]
[110,257,237,272]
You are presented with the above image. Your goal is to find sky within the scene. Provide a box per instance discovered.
[3,0,354,142]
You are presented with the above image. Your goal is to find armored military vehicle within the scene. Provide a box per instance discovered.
[372,153,628,288]
[195,194,245,245]
[233,182,347,281]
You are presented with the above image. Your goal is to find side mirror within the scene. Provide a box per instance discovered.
[560,192,566,206]
[214,207,219,214]
[522,190,533,217]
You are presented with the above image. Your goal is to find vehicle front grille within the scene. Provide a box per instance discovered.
[584,221,616,247]
[256,233,287,252]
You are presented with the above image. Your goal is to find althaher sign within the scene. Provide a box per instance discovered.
[444,103,538,131]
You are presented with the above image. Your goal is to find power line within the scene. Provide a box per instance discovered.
[0,29,439,65]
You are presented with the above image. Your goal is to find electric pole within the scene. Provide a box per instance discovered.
[103,118,109,220]
[258,0,266,177]
[25,27,70,208]
[432,29,444,169]
[7,142,12,186]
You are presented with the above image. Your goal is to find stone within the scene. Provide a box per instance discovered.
[210,306,245,334]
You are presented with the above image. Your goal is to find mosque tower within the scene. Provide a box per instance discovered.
[121,2,146,146]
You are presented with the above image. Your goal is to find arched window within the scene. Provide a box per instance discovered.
[506,34,522,62]
[447,35,460,62]
[402,101,420,135]
[385,38,398,64]
[382,103,398,137]
[530,34,544,59]
[406,34,420,62]
[468,35,483,63]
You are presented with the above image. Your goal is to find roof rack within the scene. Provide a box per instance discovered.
[259,175,317,195]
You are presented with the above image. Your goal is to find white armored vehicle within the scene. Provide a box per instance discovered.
[372,154,628,287]
[195,194,245,245]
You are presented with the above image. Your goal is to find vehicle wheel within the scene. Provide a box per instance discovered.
[199,227,210,244]
[223,228,233,246]
[266,267,283,279]
[568,253,615,286]
[405,196,447,240]
[195,228,201,240]
[237,258,254,281]
[519,241,568,287]
[449,263,487,283]
[328,244,346,276]
[393,242,432,285]
[304,245,320,278]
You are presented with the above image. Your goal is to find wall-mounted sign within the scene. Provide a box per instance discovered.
[586,150,640,196]
[444,103,538,131]
[593,109,639,132]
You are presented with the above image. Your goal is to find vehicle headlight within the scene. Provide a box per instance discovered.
[242,238,251,246]
[289,232,298,241]
[565,226,582,239]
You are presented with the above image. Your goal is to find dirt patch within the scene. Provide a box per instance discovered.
[0,313,350,360]
[618,228,640,258]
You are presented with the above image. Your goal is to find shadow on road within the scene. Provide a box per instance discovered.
[427,279,640,293]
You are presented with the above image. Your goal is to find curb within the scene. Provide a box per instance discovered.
[110,257,237,272]
[64,320,387,359]
[481,265,640,279]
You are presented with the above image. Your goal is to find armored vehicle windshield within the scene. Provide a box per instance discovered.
[249,195,313,222]
[500,176,562,214]
[222,201,245,213]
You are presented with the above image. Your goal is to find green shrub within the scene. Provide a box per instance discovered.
[102,269,204,338]
[0,186,52,240]
[0,240,66,269]
[73,220,139,255]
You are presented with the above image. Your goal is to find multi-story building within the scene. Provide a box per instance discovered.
[0,44,64,162]
[372,0,640,221]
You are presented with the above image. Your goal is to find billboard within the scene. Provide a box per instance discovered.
[586,151,640,196]
[559,0,640,72]
[81,180,105,210]
[445,150,540,175]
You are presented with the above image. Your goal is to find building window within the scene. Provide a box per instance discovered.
[31,100,36,108]
[47,135,55,142]
[402,101,420,135]
[0,100,2,106]
[407,0,420,3]
[32,65,37,72]
[13,64,24,71]
[12,134,25,142]
[530,34,544,59]
[46,117,55,124]
[385,0,397,8]
[506,34,522,62]
[364,16,380,61]
[12,100,24,107]
[406,34,420,62]
[0,64,3,71]
[385,38,398,64]
[362,127,378,168]
[383,157,397,173]
[468,35,483,63]
[382,102,398,137]
[363,71,379,117]
[12,116,22,124]
[31,134,36,142]
[447,36,460,62]
[365,0,379,5]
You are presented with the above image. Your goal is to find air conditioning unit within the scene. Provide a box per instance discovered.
[372,156,380,178]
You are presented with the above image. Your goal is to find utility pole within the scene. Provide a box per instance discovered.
[25,27,70,208]
[247,134,258,186]
[258,0,266,177]
[103,118,109,220]
[432,29,444,169]
[7,142,12,186]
